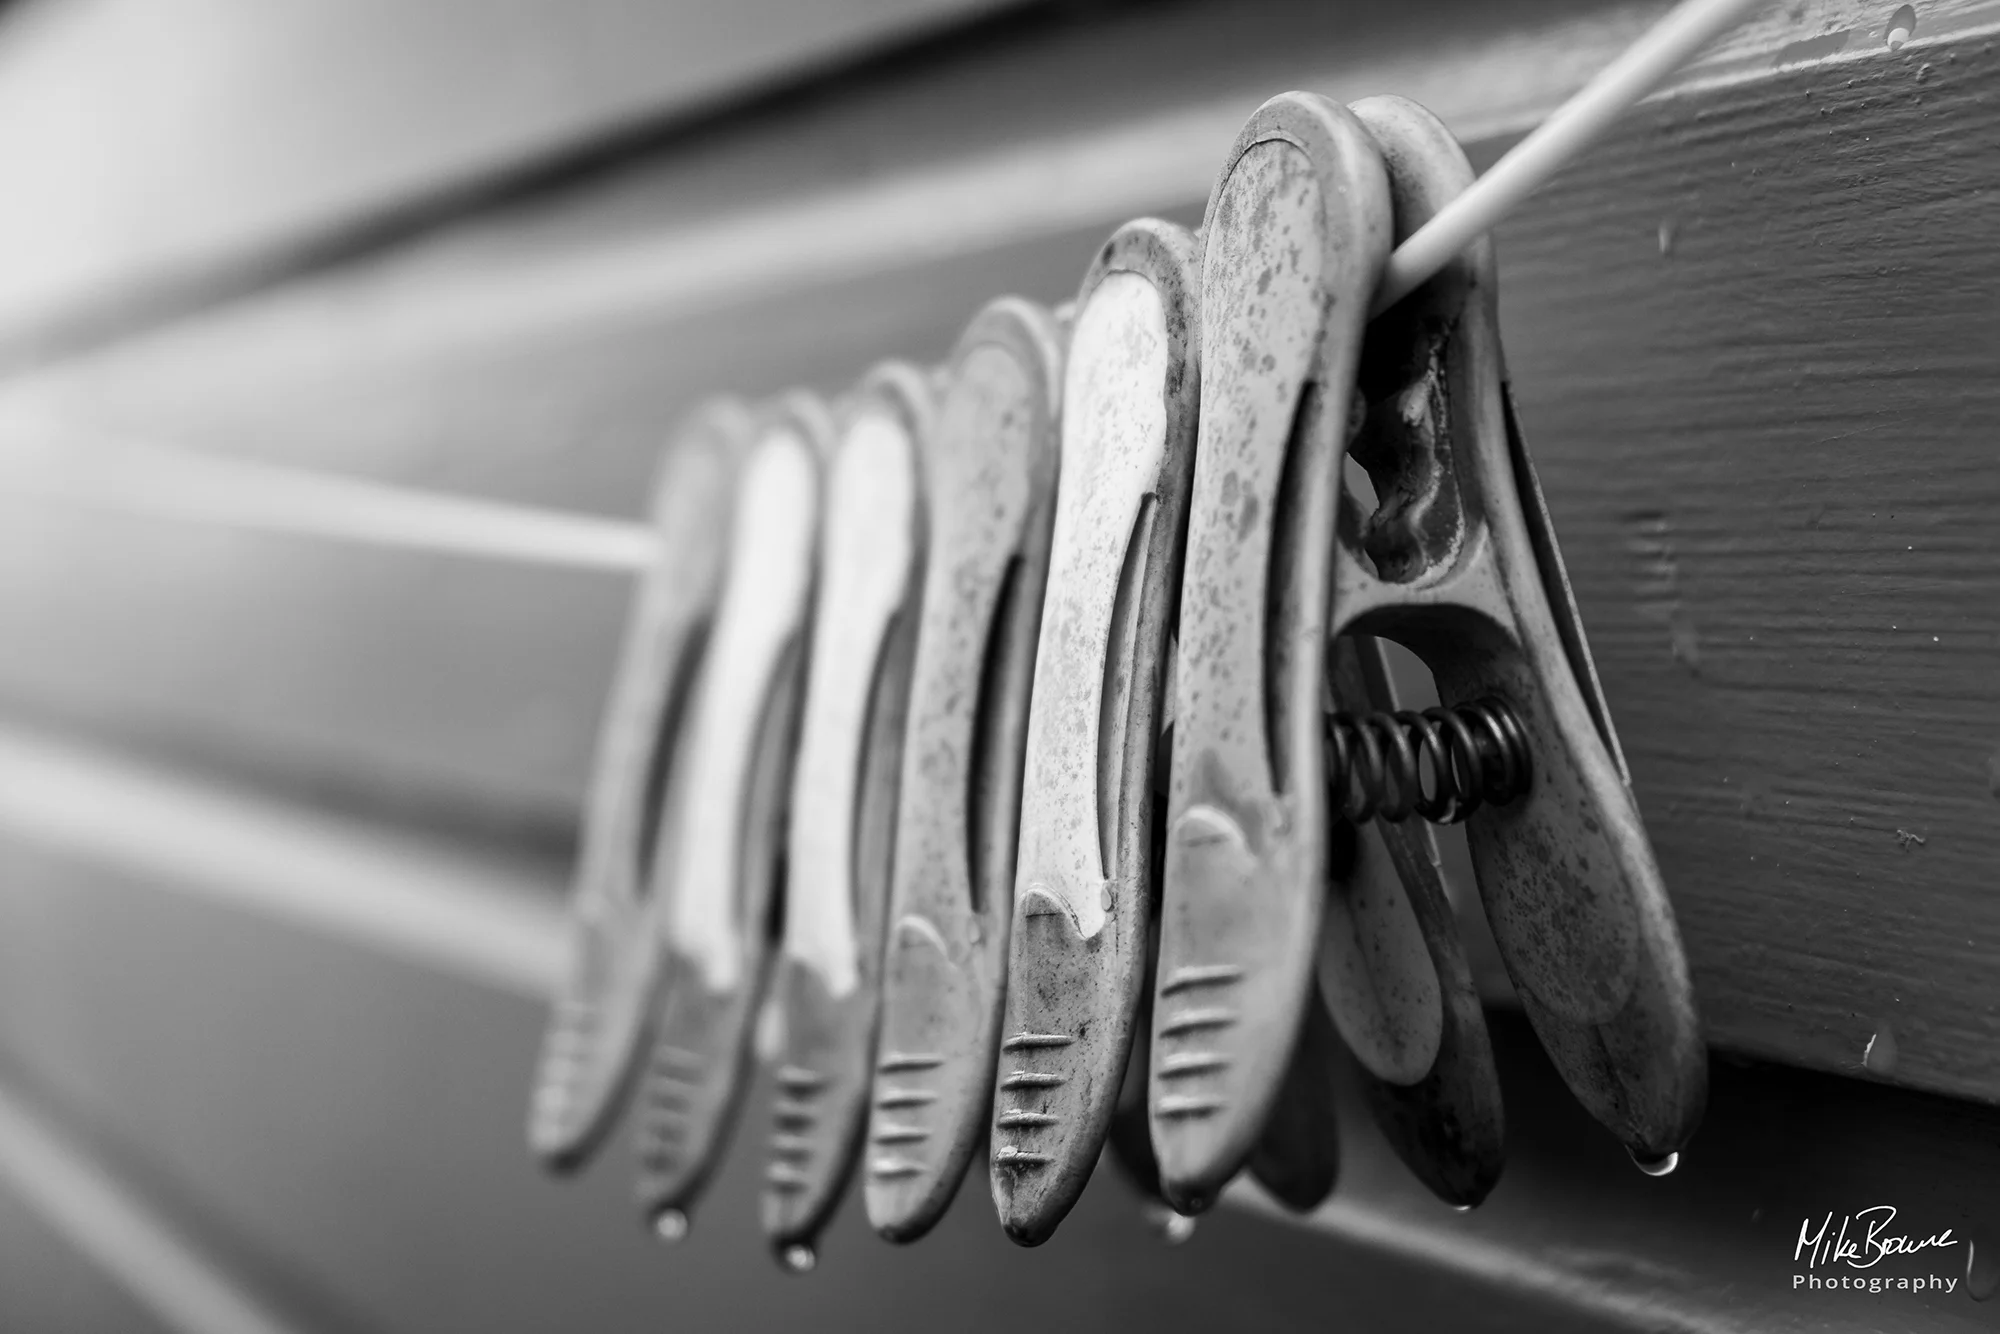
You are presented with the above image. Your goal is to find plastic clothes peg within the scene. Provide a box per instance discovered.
[527,400,750,1172]
[1154,90,1704,1215]
[1335,93,1703,1169]
[990,219,1201,1247]
[631,393,829,1240]
[864,299,1064,1243]
[1151,93,1391,1214]
[760,366,931,1271]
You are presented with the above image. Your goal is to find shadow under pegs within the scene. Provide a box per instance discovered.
[1155,89,1703,1216]
[630,393,831,1243]
[527,399,752,1175]
[863,297,1065,1245]
[759,365,934,1272]
[991,218,1202,1249]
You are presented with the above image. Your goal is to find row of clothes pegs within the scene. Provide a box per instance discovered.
[525,91,1708,1270]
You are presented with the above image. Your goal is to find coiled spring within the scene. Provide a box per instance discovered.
[1323,697,1531,825]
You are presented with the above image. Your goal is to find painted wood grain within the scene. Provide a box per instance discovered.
[1501,32,2000,1102]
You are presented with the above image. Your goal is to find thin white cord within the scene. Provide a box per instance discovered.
[0,0,1766,569]
[3,433,656,571]
[1373,0,1769,313]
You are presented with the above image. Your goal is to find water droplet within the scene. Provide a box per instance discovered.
[1969,1236,2000,1301]
[781,1243,817,1273]
[652,1209,689,1244]
[1864,1024,1900,1076]
[1631,1149,1680,1177]
[1886,4,1916,49]
[1452,1204,1474,1213]
[1141,1203,1199,1245]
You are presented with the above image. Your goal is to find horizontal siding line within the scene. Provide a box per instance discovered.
[0,5,1665,386]
[1230,1183,1755,1334]
[0,1078,311,1334]
[251,9,1985,372]
[0,726,565,1000]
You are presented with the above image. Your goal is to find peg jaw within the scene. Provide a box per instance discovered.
[527,399,750,1174]
[991,219,1202,1247]
[761,365,932,1265]
[863,299,1065,1243]
[1338,94,1704,1162]
[630,393,831,1235]
[1154,92,1393,1213]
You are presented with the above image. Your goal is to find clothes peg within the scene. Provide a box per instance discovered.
[990,219,1201,1247]
[1324,634,1504,1208]
[1151,93,1392,1215]
[759,367,931,1273]
[1155,90,1704,1214]
[527,400,751,1173]
[630,393,829,1241]
[1337,93,1703,1170]
[864,299,1064,1243]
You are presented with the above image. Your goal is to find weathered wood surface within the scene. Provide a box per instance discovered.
[0,0,1995,1113]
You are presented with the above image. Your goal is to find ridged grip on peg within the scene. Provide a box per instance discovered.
[527,400,748,1172]
[864,299,1064,1243]
[992,219,1200,1247]
[628,395,825,1227]
[761,366,929,1260]
[1155,92,1392,1212]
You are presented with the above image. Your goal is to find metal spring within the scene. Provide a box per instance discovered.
[1322,698,1532,825]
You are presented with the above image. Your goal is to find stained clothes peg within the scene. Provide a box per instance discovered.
[990,220,1201,1247]
[527,400,750,1172]
[631,393,829,1240]
[759,367,931,1272]
[1335,93,1703,1171]
[1154,91,1704,1214]
[1150,94,1391,1214]
[863,299,1064,1243]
